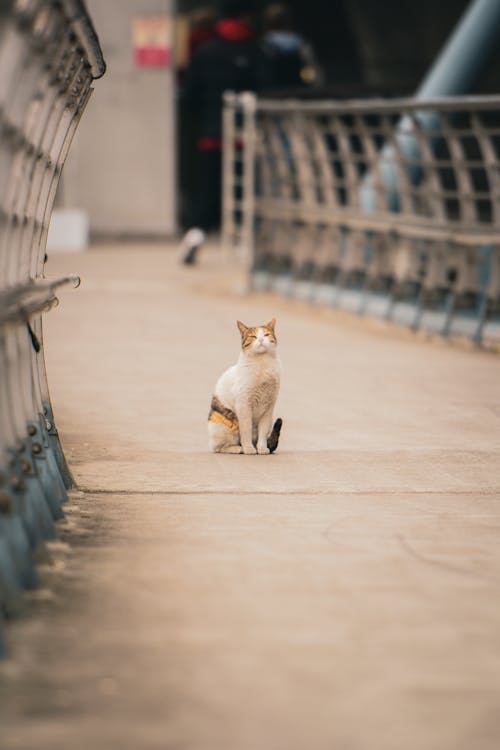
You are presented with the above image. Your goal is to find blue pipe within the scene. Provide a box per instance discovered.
[416,0,500,98]
[361,0,500,212]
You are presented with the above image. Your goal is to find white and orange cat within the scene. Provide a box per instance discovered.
[208,318,282,454]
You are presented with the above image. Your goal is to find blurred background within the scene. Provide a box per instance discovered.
[50,0,500,248]
[2,3,500,745]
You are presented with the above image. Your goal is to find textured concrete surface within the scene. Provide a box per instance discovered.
[1,242,500,750]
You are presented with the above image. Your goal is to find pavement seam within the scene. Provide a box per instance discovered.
[78,487,500,496]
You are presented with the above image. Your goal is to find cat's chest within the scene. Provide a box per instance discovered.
[249,379,278,411]
[244,365,280,408]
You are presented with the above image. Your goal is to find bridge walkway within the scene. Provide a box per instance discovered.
[1,241,499,750]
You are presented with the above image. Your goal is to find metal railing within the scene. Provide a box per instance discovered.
[0,0,104,649]
[222,93,500,345]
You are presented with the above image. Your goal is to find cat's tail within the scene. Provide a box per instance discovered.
[267,418,283,454]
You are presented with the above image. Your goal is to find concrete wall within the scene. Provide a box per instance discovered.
[60,0,176,238]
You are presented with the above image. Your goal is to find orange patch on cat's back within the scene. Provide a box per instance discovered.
[209,411,238,430]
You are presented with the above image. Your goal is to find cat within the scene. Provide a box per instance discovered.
[208,318,283,454]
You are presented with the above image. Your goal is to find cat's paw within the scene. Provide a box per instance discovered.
[242,444,257,455]
[218,445,243,454]
[257,444,270,455]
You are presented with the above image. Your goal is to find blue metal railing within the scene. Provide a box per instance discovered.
[223,94,500,345]
[0,0,104,652]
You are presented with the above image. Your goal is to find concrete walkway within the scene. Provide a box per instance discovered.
[1,242,500,750]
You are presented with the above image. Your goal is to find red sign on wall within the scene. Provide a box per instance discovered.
[133,17,171,69]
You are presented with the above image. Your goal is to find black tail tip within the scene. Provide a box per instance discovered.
[267,417,283,453]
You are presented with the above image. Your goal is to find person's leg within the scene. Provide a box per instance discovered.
[191,149,222,230]
[181,149,222,265]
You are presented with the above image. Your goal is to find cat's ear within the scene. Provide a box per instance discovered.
[237,320,248,337]
[266,318,276,332]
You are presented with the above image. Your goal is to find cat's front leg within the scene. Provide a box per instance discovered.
[256,410,274,454]
[236,402,256,454]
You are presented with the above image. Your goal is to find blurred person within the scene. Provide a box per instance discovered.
[177,7,217,231]
[261,2,324,91]
[180,0,270,265]
[178,6,217,80]
[188,5,217,58]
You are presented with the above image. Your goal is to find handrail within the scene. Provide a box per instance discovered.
[252,94,500,113]
[61,0,106,79]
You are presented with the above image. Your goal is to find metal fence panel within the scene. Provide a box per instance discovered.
[223,94,500,345]
[0,0,104,650]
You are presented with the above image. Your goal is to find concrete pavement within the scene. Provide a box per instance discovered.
[1,242,500,750]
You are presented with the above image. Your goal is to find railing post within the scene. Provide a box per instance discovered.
[473,244,494,344]
[222,91,237,257]
[240,92,257,287]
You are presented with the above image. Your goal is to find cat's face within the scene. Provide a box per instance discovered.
[237,319,277,355]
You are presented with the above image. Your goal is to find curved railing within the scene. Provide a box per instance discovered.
[0,0,104,650]
[223,93,500,345]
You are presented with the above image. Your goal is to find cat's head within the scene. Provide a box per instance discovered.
[237,318,277,356]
